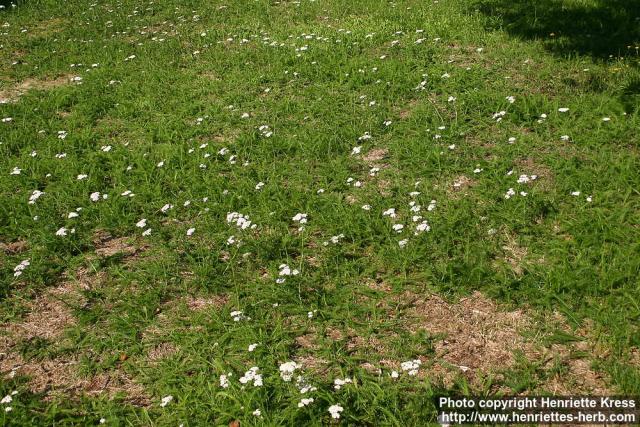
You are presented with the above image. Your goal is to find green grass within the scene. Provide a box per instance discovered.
[0,0,639,424]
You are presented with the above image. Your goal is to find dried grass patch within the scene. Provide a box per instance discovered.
[0,74,73,104]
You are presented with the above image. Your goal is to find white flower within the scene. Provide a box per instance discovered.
[292,213,308,224]
[68,212,79,219]
[160,395,173,407]
[13,259,30,277]
[390,370,399,379]
[571,191,581,196]
[220,373,231,388]
[56,227,68,237]
[255,181,265,190]
[90,192,101,202]
[298,398,314,408]
[136,218,147,228]
[398,239,409,248]
[508,137,516,144]
[415,221,430,235]
[504,188,516,199]
[351,146,362,155]
[361,204,371,211]
[401,359,422,376]
[10,167,21,175]
[333,378,352,390]
[279,361,299,381]
[160,204,173,213]
[77,174,88,180]
[226,212,255,230]
[239,367,263,387]
[602,117,611,122]
[382,208,396,218]
[330,234,345,244]
[142,228,152,236]
[358,132,372,141]
[230,310,247,321]
[506,96,515,104]
[186,227,195,236]
[1,395,12,404]
[586,196,593,202]
[252,409,261,417]
[28,190,44,205]
[392,224,404,233]
[248,343,258,352]
[328,405,344,419]
[558,107,569,113]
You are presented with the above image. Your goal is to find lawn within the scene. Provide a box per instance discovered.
[0,0,639,425]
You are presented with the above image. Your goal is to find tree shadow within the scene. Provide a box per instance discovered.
[475,0,640,60]
[475,0,640,112]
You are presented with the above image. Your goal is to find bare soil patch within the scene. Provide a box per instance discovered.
[93,230,147,258]
[400,291,612,393]
[0,74,73,104]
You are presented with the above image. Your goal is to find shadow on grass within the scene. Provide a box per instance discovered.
[475,0,640,60]
[475,0,640,111]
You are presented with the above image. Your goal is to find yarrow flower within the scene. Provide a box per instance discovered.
[333,378,352,390]
[382,208,396,218]
[220,373,232,388]
[226,212,256,230]
[28,190,44,205]
[401,359,422,376]
[160,395,173,407]
[328,405,344,419]
[230,310,248,321]
[13,259,29,277]
[279,361,299,381]
[276,264,299,283]
[298,397,314,408]
[239,367,263,387]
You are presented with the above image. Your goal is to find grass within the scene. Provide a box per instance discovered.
[0,0,639,424]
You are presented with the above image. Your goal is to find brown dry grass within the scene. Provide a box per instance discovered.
[0,74,73,104]
[0,240,28,254]
[400,291,612,393]
[362,148,388,164]
[93,230,147,258]
[0,269,150,405]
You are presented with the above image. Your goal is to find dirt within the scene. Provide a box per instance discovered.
[362,148,389,163]
[93,230,146,258]
[500,232,529,275]
[0,268,149,404]
[401,291,612,394]
[0,240,28,254]
[0,74,73,104]
[185,295,229,311]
